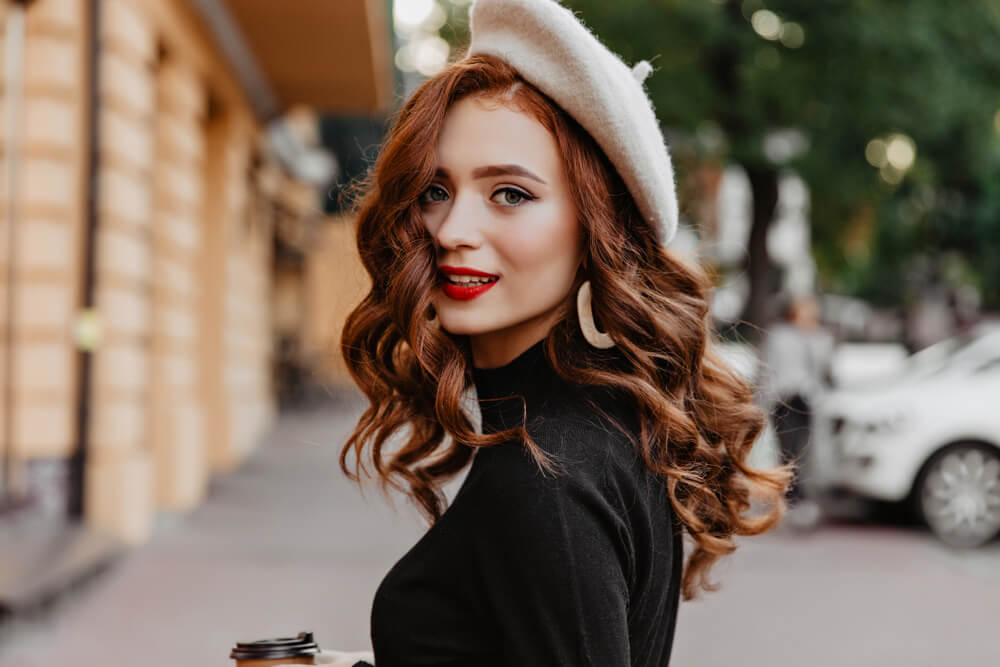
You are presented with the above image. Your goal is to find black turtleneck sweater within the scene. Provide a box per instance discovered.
[370,340,683,666]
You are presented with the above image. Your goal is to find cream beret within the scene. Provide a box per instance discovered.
[467,0,678,245]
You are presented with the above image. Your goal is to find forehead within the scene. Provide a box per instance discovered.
[435,96,563,176]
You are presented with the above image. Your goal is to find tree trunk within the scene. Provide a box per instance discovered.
[739,164,780,343]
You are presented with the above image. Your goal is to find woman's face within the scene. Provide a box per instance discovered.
[420,94,584,368]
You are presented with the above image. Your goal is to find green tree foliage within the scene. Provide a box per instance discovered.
[562,0,1000,320]
[567,0,1000,322]
[438,0,1000,318]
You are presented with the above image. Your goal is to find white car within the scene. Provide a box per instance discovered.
[814,326,1000,547]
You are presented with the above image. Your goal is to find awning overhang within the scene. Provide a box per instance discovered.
[190,0,394,118]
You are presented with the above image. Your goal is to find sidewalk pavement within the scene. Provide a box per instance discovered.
[2,390,999,666]
[0,391,425,667]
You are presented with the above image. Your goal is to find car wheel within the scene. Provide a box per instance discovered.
[917,443,1000,548]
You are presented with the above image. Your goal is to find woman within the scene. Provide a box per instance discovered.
[761,293,834,527]
[335,1,789,665]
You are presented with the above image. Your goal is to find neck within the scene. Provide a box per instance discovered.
[470,336,555,432]
[469,307,564,369]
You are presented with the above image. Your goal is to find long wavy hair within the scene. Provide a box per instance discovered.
[341,54,790,600]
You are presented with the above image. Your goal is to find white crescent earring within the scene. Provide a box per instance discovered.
[576,281,615,349]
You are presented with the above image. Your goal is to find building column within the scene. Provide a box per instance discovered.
[1,0,86,513]
[84,0,156,544]
[149,55,207,511]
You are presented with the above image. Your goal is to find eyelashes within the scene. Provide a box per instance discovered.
[420,184,449,204]
[493,187,534,206]
[418,184,536,208]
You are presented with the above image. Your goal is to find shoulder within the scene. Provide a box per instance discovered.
[465,434,635,566]
[472,384,644,512]
[535,383,643,472]
[470,437,605,512]
[764,323,797,347]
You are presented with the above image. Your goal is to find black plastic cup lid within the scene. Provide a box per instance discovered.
[230,631,321,660]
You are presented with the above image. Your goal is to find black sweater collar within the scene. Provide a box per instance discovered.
[471,339,557,432]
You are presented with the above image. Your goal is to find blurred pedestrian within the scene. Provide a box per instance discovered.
[761,293,835,528]
[326,1,790,665]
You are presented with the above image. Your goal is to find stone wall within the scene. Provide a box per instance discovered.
[1,0,303,544]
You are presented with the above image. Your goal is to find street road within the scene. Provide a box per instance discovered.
[671,522,1000,666]
[1,396,998,666]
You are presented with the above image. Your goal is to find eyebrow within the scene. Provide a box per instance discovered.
[435,164,548,185]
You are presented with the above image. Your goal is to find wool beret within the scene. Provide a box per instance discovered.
[467,0,678,245]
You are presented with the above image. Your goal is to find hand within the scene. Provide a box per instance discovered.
[276,649,374,666]
[316,649,375,666]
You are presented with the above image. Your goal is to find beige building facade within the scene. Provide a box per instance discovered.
[0,0,391,543]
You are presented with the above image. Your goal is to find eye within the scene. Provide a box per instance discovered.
[419,184,449,204]
[491,187,534,207]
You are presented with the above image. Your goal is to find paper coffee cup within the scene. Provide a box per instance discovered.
[230,631,320,667]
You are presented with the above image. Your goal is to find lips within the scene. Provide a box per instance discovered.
[438,265,500,301]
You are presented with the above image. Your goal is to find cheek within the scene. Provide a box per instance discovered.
[494,204,582,278]
[419,206,442,236]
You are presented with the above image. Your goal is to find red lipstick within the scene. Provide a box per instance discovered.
[439,265,500,301]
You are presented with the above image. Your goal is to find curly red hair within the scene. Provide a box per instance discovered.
[340,55,790,600]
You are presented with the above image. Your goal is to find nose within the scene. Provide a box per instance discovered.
[431,192,482,251]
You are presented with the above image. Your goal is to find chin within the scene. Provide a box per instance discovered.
[430,295,485,334]
[436,313,494,336]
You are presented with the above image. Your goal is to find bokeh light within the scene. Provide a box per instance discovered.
[395,43,415,72]
[880,164,905,185]
[866,133,916,185]
[394,0,436,33]
[885,133,916,171]
[72,309,103,351]
[413,35,450,76]
[865,138,887,167]
[751,9,782,40]
[866,133,916,171]
[780,21,805,48]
